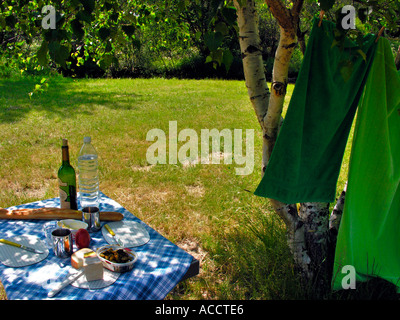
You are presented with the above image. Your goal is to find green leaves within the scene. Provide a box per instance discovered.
[215,22,229,36]
[318,0,336,12]
[203,3,238,73]
[5,14,16,28]
[205,31,223,52]
[206,49,233,72]
[53,45,70,68]
[222,49,233,72]
[98,27,111,41]
[204,31,229,70]
[71,19,84,40]
[122,25,135,37]
[221,6,237,26]
[28,77,49,99]
[37,41,48,67]
[358,7,370,23]
[3,0,243,78]
[80,0,95,14]
[76,9,92,23]
[99,53,117,70]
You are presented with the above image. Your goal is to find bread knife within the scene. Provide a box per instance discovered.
[104,224,123,246]
[0,238,44,254]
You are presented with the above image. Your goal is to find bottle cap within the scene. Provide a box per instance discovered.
[62,139,68,147]
[84,137,91,143]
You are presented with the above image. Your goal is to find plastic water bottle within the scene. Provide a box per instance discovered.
[77,137,99,209]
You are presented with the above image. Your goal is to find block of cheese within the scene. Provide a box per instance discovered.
[71,248,104,282]
[83,251,103,282]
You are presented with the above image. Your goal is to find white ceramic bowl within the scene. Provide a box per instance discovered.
[96,245,137,273]
[57,219,88,235]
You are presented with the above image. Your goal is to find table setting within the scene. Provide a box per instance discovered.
[0,192,195,300]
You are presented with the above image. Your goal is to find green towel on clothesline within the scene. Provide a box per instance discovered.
[332,38,400,291]
[254,18,377,204]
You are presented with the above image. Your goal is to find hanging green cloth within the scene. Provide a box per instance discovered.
[332,38,400,291]
[254,18,377,204]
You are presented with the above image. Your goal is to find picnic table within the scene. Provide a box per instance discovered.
[0,192,199,300]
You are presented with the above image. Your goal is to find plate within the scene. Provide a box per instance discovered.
[0,235,49,267]
[70,267,120,290]
[101,221,150,248]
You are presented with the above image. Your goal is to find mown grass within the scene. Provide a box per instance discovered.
[0,75,352,300]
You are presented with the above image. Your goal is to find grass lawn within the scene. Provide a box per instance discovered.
[0,76,350,300]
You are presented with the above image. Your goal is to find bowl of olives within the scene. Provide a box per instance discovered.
[96,245,137,273]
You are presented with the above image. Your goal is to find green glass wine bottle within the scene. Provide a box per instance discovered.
[58,139,78,210]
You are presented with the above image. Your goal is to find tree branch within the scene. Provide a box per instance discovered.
[292,0,304,16]
[264,0,293,30]
[263,25,297,160]
[261,0,305,161]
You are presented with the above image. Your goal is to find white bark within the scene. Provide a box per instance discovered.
[329,181,347,233]
[234,0,270,169]
[264,26,297,160]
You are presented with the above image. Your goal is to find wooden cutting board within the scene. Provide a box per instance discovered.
[0,207,123,221]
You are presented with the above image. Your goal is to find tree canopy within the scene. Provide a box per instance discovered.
[1,0,398,82]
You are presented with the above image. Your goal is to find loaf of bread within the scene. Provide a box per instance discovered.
[0,207,123,221]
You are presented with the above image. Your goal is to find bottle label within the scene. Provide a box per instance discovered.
[59,187,69,209]
[58,178,77,210]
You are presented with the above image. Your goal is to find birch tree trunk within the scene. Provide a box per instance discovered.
[265,25,296,159]
[234,0,270,169]
[234,0,311,278]
[234,0,340,290]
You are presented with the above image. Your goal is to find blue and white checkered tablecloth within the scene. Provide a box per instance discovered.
[0,192,193,300]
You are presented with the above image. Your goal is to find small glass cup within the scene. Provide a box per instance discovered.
[43,220,59,248]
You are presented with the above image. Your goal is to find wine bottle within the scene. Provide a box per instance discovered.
[58,139,78,210]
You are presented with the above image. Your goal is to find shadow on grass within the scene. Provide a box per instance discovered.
[0,77,145,123]
[213,206,400,300]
